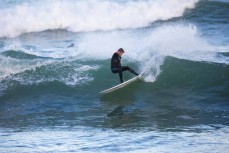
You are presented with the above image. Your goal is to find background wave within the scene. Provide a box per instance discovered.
[0,0,199,38]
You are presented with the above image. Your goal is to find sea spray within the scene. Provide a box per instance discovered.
[75,23,221,82]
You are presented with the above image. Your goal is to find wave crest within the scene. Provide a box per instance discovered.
[0,0,199,38]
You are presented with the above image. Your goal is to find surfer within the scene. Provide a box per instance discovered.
[111,48,139,83]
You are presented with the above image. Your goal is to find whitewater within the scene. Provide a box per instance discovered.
[0,0,229,152]
[0,0,199,38]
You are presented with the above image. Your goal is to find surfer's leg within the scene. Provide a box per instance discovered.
[118,70,124,83]
[121,66,139,76]
[111,68,123,83]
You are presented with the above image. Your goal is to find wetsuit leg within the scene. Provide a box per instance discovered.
[117,66,139,83]
[118,70,124,83]
[112,66,139,83]
[111,68,124,83]
[121,66,139,76]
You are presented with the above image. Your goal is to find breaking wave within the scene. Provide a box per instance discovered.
[0,0,199,38]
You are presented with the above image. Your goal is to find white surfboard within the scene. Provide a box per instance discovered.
[99,75,141,94]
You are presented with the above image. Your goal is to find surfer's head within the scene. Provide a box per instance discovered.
[118,48,124,53]
[117,48,124,56]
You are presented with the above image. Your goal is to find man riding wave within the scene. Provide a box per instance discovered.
[111,48,139,83]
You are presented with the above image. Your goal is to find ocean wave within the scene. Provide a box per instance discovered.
[209,0,229,3]
[0,51,228,97]
[75,22,228,82]
[0,0,199,38]
[1,22,228,86]
[156,56,229,90]
[1,50,45,60]
[0,126,229,153]
[0,55,99,96]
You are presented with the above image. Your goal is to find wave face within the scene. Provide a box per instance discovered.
[0,0,199,38]
[0,21,228,96]
[0,51,99,96]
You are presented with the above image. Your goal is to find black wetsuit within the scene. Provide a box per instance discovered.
[111,52,139,83]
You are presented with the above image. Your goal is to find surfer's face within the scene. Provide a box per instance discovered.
[117,51,124,57]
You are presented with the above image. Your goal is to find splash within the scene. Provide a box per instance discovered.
[76,23,227,82]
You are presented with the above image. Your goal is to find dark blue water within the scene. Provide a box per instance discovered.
[0,0,229,152]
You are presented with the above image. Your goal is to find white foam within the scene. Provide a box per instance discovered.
[0,0,199,38]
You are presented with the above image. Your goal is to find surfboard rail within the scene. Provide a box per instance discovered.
[99,75,140,94]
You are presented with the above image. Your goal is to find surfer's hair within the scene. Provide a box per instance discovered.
[118,48,125,53]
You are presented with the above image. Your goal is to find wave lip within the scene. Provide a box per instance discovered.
[0,0,199,38]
